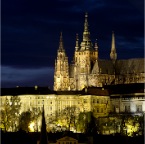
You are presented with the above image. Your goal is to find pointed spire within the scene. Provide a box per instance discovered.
[39,103,48,144]
[75,33,79,51]
[58,32,64,52]
[80,12,93,50]
[82,12,90,42]
[110,31,117,61]
[84,12,89,32]
[111,31,115,51]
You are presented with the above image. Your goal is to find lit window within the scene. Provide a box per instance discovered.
[101,108,103,113]
[136,105,142,112]
[125,105,130,112]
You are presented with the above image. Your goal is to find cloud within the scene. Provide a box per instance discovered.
[1,66,54,88]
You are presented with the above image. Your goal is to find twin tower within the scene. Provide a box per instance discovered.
[54,13,117,91]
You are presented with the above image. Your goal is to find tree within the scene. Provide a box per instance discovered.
[77,111,96,133]
[56,106,78,131]
[10,96,21,131]
[85,112,97,135]
[19,111,32,132]
[0,96,21,132]
[138,115,144,135]
[0,97,11,132]
[29,107,42,132]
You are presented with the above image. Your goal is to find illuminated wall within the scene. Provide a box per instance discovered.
[0,93,110,131]
[110,93,145,114]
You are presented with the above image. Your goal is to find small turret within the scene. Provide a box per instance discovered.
[75,33,79,51]
[94,39,98,51]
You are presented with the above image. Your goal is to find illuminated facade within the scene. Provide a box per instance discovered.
[0,87,110,131]
[54,13,145,91]
[1,84,144,132]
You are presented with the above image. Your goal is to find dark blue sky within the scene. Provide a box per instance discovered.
[1,0,144,89]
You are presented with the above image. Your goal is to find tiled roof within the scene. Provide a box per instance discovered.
[115,58,145,74]
[1,87,54,96]
[98,59,115,74]
[1,83,144,96]
[81,87,110,96]
[92,58,145,75]
[104,83,144,94]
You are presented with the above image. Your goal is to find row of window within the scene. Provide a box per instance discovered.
[123,97,144,100]
[113,105,142,112]
[125,105,142,112]
[76,51,96,55]
[83,99,108,104]
[31,106,54,112]
[93,107,106,113]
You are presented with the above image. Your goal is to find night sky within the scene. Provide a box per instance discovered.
[1,0,144,89]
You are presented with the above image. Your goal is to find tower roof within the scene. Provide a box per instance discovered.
[58,32,65,52]
[110,31,117,60]
[80,12,93,51]
[111,31,116,52]
[84,12,89,32]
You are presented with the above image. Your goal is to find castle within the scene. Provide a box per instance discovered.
[54,13,144,91]
[1,13,144,134]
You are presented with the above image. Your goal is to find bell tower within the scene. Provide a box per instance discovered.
[54,32,69,91]
[74,13,98,90]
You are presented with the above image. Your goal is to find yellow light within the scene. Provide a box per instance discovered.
[29,122,35,132]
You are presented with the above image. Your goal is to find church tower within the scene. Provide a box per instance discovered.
[54,32,69,91]
[74,13,98,90]
[110,31,117,62]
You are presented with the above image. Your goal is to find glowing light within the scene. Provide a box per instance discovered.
[35,85,38,90]
[29,121,35,132]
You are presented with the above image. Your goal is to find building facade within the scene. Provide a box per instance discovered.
[0,87,110,132]
[54,13,145,91]
[1,83,144,132]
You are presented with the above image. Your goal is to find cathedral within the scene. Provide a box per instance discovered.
[54,13,145,91]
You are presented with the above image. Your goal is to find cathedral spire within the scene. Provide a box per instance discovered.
[58,32,64,52]
[110,31,117,61]
[80,12,92,51]
[83,12,90,42]
[84,12,89,32]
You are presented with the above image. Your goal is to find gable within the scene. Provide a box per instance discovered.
[57,136,77,142]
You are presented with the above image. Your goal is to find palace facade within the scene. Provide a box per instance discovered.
[1,83,145,132]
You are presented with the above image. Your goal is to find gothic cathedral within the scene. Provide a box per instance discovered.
[54,13,144,91]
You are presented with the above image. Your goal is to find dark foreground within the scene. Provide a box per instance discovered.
[1,131,144,144]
